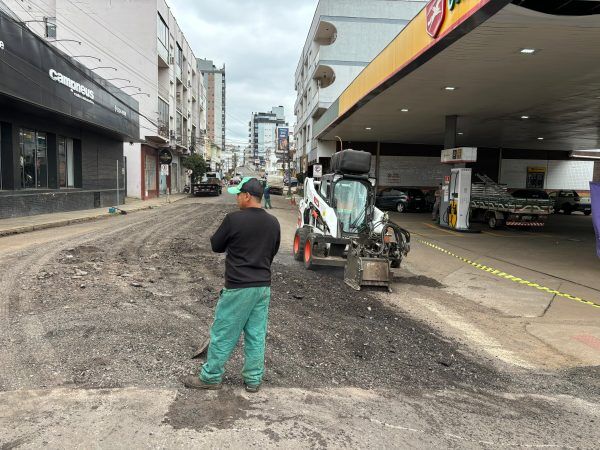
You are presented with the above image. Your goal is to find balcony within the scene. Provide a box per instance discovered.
[313,20,337,46]
[313,64,335,89]
[145,121,169,145]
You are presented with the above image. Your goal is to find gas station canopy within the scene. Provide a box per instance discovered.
[315,0,600,151]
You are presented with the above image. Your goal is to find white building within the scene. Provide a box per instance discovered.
[249,107,287,173]
[197,59,225,172]
[5,0,206,199]
[294,0,426,173]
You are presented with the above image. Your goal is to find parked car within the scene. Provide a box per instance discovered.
[375,187,427,213]
[549,190,591,215]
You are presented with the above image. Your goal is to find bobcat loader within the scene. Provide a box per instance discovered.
[293,149,410,291]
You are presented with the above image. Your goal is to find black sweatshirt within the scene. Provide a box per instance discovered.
[210,208,281,289]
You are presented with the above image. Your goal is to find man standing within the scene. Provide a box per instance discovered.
[263,182,272,209]
[432,184,442,222]
[183,177,280,392]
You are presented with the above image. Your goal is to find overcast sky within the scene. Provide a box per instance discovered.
[167,0,318,148]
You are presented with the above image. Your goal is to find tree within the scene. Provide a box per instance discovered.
[183,154,207,184]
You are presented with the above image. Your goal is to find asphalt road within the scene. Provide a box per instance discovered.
[0,196,599,448]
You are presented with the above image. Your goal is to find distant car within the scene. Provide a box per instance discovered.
[511,189,550,200]
[549,190,592,215]
[284,177,298,187]
[375,187,427,213]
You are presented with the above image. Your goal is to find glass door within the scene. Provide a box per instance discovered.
[58,137,75,188]
[19,128,48,189]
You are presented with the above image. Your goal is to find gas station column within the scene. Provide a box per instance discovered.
[444,115,458,150]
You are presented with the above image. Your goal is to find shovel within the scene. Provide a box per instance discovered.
[191,336,210,359]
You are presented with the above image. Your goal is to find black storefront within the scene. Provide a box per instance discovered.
[0,11,139,218]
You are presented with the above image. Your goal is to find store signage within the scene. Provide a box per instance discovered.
[426,0,445,38]
[0,40,5,50]
[48,68,95,103]
[114,105,127,117]
[159,149,173,165]
[441,147,477,164]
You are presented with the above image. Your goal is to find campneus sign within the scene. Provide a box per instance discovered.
[49,68,95,103]
[0,10,139,139]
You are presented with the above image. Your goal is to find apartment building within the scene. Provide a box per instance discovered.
[197,59,225,171]
[249,107,287,173]
[4,0,207,199]
[294,0,426,173]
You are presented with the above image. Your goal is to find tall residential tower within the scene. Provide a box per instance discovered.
[198,59,226,171]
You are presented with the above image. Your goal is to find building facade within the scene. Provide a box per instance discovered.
[0,6,139,218]
[249,107,287,173]
[294,0,426,173]
[197,58,225,171]
[4,0,207,200]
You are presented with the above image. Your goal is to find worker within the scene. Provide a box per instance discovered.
[263,182,272,209]
[183,177,281,392]
[432,184,442,222]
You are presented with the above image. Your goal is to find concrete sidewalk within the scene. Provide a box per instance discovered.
[0,194,189,237]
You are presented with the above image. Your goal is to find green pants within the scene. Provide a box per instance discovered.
[200,286,271,386]
[264,197,272,209]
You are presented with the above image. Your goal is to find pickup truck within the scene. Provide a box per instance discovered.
[192,177,222,196]
[469,176,553,229]
[549,190,592,215]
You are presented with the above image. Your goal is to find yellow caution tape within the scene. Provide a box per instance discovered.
[418,239,600,309]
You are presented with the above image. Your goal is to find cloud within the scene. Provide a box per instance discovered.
[166,0,318,145]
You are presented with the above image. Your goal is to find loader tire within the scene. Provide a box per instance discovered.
[293,228,309,261]
[304,236,316,270]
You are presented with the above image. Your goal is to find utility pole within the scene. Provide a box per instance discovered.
[286,139,291,196]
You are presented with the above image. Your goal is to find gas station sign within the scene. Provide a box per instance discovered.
[426,0,446,38]
[441,147,477,164]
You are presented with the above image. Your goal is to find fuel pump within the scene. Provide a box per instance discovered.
[444,168,472,231]
[439,168,472,230]
[439,147,477,231]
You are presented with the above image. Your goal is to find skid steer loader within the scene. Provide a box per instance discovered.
[293,149,411,291]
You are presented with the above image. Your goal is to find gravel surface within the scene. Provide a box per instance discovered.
[0,199,598,444]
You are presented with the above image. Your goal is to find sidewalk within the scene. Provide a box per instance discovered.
[0,194,189,237]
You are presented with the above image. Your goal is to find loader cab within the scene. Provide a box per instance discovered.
[333,176,371,234]
[315,173,372,235]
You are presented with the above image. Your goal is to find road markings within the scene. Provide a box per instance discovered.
[573,335,600,352]
[418,239,600,310]
[417,298,534,368]
[422,223,463,236]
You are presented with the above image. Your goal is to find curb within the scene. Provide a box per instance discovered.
[0,195,190,238]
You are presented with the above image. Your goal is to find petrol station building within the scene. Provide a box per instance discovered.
[311,0,600,193]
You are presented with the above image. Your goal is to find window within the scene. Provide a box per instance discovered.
[334,180,369,234]
[158,97,169,136]
[44,17,56,39]
[176,44,183,67]
[176,112,183,142]
[157,13,168,48]
[19,129,48,189]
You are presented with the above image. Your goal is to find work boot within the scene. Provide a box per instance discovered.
[244,383,260,393]
[182,375,222,390]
